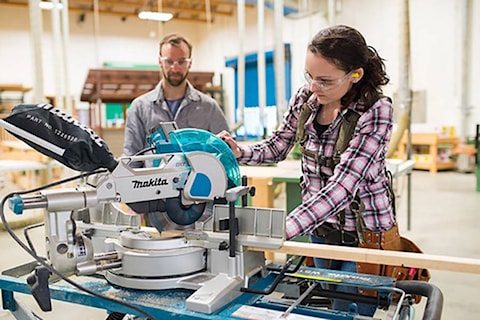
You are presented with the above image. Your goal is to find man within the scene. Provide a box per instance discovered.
[123,33,229,163]
[123,33,229,230]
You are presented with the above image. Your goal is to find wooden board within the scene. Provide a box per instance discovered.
[247,241,480,274]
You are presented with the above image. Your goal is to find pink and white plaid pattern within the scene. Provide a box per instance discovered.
[238,86,395,240]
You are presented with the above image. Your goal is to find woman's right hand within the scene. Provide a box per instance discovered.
[217,130,242,158]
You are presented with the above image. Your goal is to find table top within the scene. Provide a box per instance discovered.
[0,84,32,92]
[240,159,415,181]
[240,160,301,180]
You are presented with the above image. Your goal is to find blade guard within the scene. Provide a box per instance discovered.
[183,151,227,202]
[150,127,241,189]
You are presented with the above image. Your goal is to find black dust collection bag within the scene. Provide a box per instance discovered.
[0,103,118,172]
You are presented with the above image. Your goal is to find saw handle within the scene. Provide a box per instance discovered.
[27,266,52,312]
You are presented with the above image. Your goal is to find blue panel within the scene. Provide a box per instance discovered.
[244,67,259,107]
[190,173,211,197]
[266,63,276,106]
[225,44,291,109]
[225,46,277,69]
[225,44,291,138]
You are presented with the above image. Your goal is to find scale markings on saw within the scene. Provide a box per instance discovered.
[290,272,342,283]
[288,267,395,287]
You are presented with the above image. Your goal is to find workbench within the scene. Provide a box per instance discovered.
[240,159,415,212]
[0,262,274,320]
[240,161,302,211]
[0,260,398,320]
[0,140,64,189]
[397,132,459,173]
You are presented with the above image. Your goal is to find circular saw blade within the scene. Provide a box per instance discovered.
[164,197,206,226]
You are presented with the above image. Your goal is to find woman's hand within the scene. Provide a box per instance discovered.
[217,130,242,158]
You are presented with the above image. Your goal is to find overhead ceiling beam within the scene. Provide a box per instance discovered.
[0,0,250,22]
[71,0,235,15]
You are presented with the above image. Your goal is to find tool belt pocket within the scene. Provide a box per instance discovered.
[313,223,359,247]
[356,223,431,304]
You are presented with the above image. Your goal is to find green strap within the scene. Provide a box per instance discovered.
[295,95,313,145]
[335,109,361,156]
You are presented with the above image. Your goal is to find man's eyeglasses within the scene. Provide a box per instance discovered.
[160,57,191,68]
[304,71,352,91]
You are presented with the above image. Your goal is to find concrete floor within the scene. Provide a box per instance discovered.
[0,170,479,319]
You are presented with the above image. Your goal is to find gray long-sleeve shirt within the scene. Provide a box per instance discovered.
[123,80,229,164]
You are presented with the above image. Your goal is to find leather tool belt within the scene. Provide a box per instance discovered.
[356,223,431,303]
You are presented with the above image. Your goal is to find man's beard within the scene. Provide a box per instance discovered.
[163,70,189,87]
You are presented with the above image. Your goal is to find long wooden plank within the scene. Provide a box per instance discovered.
[247,241,480,274]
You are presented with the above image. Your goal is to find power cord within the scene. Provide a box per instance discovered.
[23,222,45,257]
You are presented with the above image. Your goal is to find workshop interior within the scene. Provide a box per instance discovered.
[0,1,479,320]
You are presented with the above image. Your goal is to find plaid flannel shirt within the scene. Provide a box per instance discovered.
[238,86,395,240]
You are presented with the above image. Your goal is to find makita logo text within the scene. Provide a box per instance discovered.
[132,178,168,188]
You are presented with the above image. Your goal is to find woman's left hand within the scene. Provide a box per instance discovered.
[217,130,242,158]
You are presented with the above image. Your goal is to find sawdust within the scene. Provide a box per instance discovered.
[145,229,184,239]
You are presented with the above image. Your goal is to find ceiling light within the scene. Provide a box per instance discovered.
[138,11,173,22]
[39,1,64,10]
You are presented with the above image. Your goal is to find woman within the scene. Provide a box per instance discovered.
[219,25,395,316]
